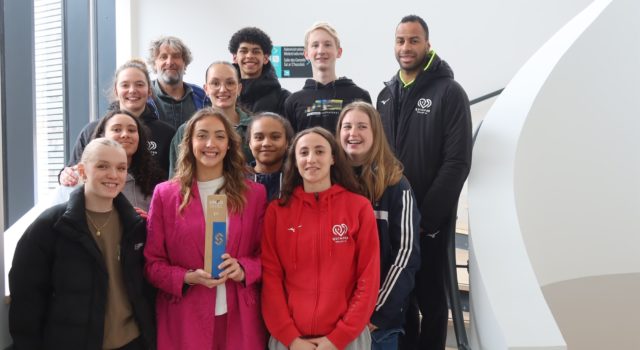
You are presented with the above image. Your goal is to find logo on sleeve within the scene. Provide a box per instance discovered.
[147,141,158,157]
[415,98,432,115]
[332,223,349,243]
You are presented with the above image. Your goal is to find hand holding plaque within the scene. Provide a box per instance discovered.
[184,268,227,288]
[218,253,245,282]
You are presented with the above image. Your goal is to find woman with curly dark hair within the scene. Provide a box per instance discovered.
[92,109,165,214]
[60,109,164,216]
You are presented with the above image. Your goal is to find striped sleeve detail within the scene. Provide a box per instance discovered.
[375,189,415,310]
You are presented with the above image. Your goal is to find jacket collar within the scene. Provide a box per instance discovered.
[54,187,143,272]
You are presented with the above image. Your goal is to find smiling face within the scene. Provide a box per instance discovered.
[154,43,186,85]
[339,109,373,166]
[234,42,269,79]
[115,67,151,116]
[249,117,288,172]
[395,21,431,74]
[304,29,342,73]
[204,64,241,110]
[295,132,334,192]
[192,115,229,180]
[103,114,139,161]
[78,144,128,205]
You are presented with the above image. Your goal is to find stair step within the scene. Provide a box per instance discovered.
[448,309,470,323]
[456,248,469,292]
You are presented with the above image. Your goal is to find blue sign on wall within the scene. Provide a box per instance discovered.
[271,46,312,78]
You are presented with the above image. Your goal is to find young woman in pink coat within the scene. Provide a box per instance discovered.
[144,107,267,350]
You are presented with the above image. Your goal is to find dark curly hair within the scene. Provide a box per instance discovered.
[228,27,273,55]
[92,109,164,197]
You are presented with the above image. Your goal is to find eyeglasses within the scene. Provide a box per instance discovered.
[207,80,238,90]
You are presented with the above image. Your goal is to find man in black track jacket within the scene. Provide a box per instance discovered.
[377,15,472,350]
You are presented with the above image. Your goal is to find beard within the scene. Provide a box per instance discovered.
[396,51,428,74]
[159,69,184,86]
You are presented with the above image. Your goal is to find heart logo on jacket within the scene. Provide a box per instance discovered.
[332,224,348,237]
[417,98,432,109]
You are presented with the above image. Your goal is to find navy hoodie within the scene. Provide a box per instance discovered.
[284,77,371,133]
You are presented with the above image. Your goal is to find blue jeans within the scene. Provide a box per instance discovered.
[371,327,404,350]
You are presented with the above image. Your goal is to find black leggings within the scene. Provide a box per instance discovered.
[400,219,452,350]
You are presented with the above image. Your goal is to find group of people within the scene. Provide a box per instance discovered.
[8,14,472,350]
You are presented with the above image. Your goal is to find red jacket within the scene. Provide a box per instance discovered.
[261,184,380,349]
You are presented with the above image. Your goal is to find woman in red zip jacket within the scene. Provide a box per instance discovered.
[261,127,380,350]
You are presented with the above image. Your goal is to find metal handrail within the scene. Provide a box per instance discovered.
[447,88,503,350]
[470,88,504,106]
[447,205,471,350]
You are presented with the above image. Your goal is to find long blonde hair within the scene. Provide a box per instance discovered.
[174,107,248,213]
[336,101,403,203]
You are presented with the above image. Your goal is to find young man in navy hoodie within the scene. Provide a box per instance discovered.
[229,27,290,116]
[377,15,473,350]
[284,22,371,134]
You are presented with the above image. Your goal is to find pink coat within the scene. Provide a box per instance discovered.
[144,179,267,350]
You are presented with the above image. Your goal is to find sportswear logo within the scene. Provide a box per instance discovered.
[380,98,391,105]
[288,225,302,233]
[147,141,158,151]
[134,242,144,250]
[332,224,348,236]
[426,230,440,238]
[332,224,349,243]
[415,97,432,115]
[418,98,432,109]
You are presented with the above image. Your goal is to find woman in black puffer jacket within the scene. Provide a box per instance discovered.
[9,138,156,350]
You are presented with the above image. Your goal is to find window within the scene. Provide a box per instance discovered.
[34,0,64,198]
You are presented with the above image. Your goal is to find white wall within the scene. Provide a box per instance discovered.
[469,0,640,347]
[118,0,592,102]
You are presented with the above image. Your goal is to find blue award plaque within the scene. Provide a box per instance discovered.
[205,195,227,278]
[211,222,227,278]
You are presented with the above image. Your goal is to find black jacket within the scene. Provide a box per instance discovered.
[235,61,290,116]
[249,161,283,202]
[377,53,472,233]
[370,176,421,330]
[68,102,175,177]
[284,77,371,133]
[9,188,156,350]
